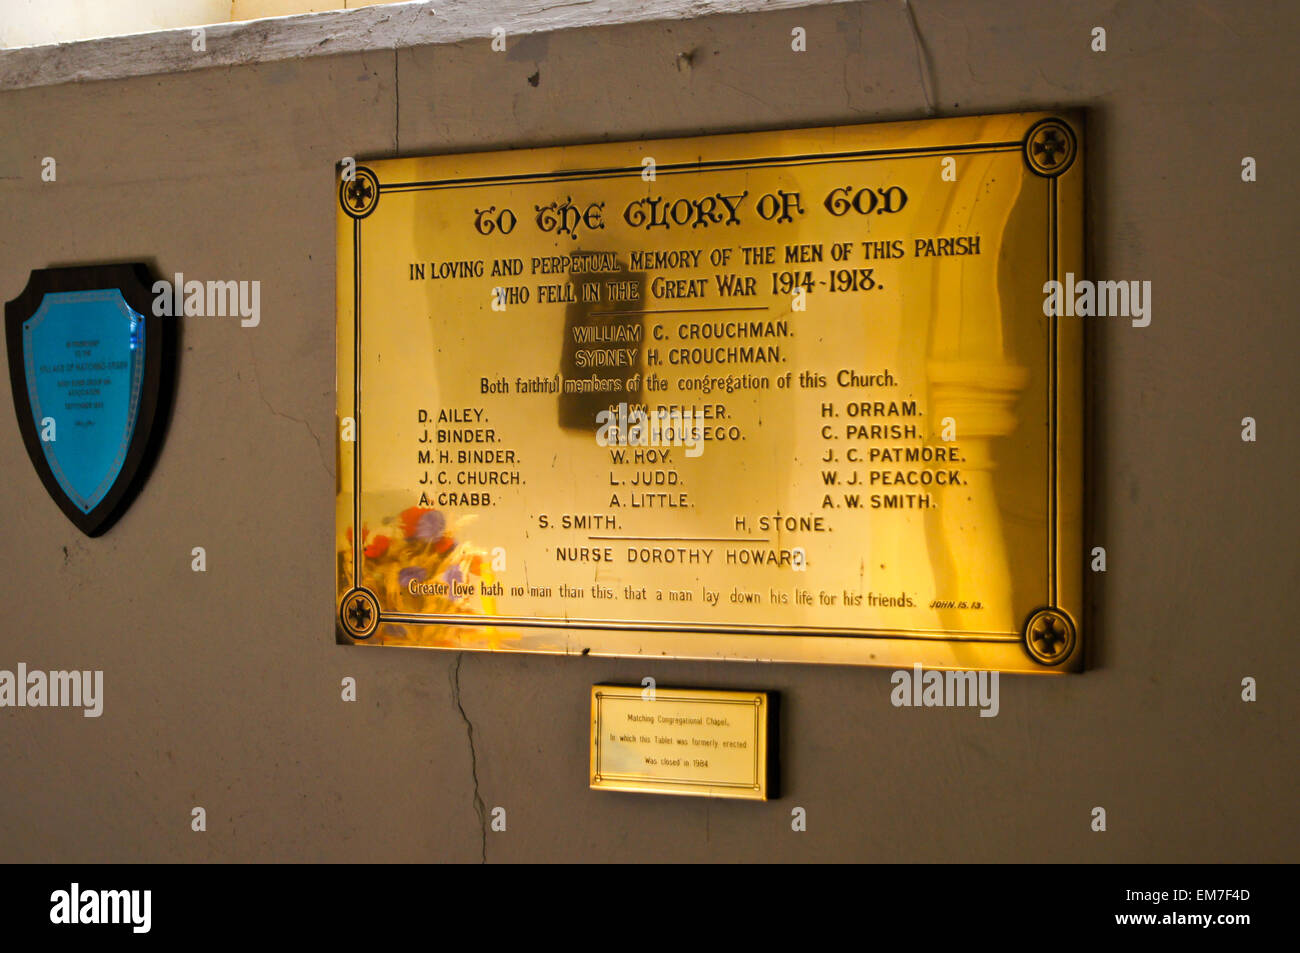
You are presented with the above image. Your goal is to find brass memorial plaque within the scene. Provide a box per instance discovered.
[589,685,772,800]
[335,112,1084,673]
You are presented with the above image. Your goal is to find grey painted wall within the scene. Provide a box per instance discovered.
[0,0,1295,862]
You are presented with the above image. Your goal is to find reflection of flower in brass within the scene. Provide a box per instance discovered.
[1024,119,1077,177]
[338,503,519,649]
[1024,608,1076,664]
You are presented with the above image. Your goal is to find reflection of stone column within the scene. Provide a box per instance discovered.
[924,150,1028,635]
[927,361,1027,634]
[557,254,645,433]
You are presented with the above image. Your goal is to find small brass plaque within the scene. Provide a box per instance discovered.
[590,685,771,800]
[336,112,1083,672]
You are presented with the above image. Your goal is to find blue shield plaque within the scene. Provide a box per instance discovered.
[6,264,175,536]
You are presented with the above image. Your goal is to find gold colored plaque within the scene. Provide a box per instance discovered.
[336,112,1084,673]
[590,685,772,800]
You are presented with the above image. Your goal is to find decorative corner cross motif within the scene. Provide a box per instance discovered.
[1024,119,1076,177]
[346,596,372,629]
[1024,608,1076,665]
[1032,128,1068,167]
[345,178,373,212]
[339,168,380,218]
[341,589,379,639]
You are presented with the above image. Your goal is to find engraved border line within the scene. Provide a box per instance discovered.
[345,135,1057,644]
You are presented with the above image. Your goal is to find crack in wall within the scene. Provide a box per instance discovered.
[391,4,433,157]
[450,652,488,863]
[901,0,937,115]
[248,343,332,480]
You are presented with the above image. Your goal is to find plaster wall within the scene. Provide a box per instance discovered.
[0,0,1294,862]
